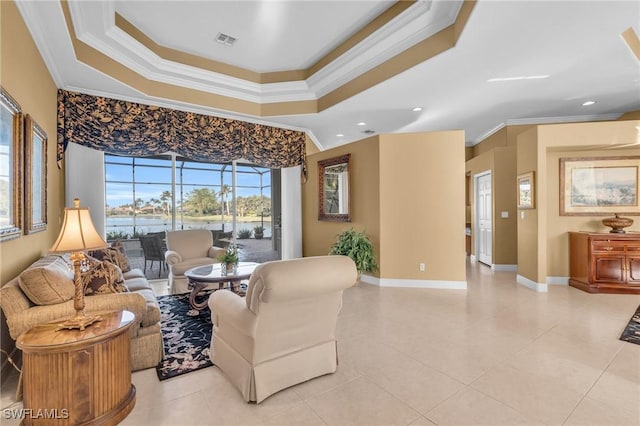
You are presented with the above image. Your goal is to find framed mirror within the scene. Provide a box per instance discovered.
[24,114,47,234]
[318,154,351,222]
[0,87,23,242]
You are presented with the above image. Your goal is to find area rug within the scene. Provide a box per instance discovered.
[156,291,214,380]
[620,305,640,345]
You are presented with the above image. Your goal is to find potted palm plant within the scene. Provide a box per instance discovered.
[329,228,378,275]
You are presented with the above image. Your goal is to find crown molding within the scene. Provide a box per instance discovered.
[470,113,625,145]
[14,1,66,88]
[306,0,446,96]
[471,123,505,145]
[506,113,622,126]
[66,0,460,104]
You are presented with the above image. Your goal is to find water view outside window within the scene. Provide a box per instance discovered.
[105,154,272,240]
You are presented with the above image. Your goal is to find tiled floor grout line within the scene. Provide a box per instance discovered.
[4,263,638,426]
[558,343,626,426]
[300,398,329,425]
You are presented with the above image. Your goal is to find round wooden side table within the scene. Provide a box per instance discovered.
[16,310,136,425]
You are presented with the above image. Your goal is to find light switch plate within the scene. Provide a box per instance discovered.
[501,211,509,218]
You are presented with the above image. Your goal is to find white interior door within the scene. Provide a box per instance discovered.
[476,172,492,265]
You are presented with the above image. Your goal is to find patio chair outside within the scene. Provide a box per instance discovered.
[138,234,166,278]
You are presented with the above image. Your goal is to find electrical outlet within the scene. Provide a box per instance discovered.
[419,263,425,271]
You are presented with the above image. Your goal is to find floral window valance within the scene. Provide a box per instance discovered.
[57,90,307,171]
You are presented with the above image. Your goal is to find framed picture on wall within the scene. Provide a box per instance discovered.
[560,156,640,216]
[24,114,47,234]
[517,171,535,209]
[0,87,23,242]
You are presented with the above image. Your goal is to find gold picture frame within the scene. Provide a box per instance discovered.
[24,114,47,234]
[517,171,535,209]
[560,156,640,216]
[0,87,23,242]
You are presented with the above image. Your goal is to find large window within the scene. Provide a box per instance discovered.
[105,154,272,240]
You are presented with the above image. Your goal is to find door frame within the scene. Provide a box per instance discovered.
[474,170,492,266]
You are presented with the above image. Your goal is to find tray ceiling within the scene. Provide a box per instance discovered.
[16,0,640,150]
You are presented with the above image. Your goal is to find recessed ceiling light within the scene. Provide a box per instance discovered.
[357,122,366,126]
[412,107,423,112]
[582,100,596,106]
[487,75,549,82]
[362,130,376,135]
[336,134,344,137]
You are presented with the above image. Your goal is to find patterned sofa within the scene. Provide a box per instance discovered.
[0,253,164,371]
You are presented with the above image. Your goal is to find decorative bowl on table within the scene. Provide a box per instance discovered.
[602,213,634,234]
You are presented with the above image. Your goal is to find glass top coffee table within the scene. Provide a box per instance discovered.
[184,262,259,316]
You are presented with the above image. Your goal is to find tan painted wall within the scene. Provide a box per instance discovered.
[546,147,640,276]
[1,0,62,363]
[465,146,517,266]
[472,125,534,156]
[466,124,534,266]
[465,147,474,161]
[473,128,507,156]
[1,1,62,284]
[515,119,639,284]
[302,130,466,283]
[538,120,640,278]
[379,131,466,281]
[516,127,540,282]
[302,136,381,276]
[493,147,517,265]
[617,110,640,120]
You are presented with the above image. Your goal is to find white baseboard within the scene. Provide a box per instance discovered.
[360,274,467,290]
[547,276,569,285]
[517,274,548,292]
[492,264,517,272]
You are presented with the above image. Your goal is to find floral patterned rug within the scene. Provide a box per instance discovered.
[620,305,640,345]
[156,291,214,380]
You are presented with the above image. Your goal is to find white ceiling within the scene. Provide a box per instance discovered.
[114,0,395,73]
[16,0,640,150]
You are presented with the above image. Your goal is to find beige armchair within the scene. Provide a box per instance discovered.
[165,229,225,294]
[208,255,357,403]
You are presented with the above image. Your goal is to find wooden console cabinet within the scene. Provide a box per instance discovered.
[17,310,136,425]
[569,232,640,294]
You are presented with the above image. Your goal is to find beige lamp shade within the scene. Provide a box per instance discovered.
[50,198,107,253]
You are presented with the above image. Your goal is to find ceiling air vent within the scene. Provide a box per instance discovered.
[362,130,376,135]
[215,32,236,47]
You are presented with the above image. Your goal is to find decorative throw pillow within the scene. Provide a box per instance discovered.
[111,240,132,272]
[18,255,75,305]
[82,257,128,296]
[88,240,131,272]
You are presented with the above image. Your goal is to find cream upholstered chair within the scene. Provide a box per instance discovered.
[208,255,358,403]
[165,229,225,294]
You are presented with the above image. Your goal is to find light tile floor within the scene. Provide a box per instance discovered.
[2,261,639,425]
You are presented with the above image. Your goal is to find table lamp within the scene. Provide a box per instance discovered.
[50,198,108,330]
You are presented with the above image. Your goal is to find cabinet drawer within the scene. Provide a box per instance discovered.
[627,244,640,253]
[591,241,625,253]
